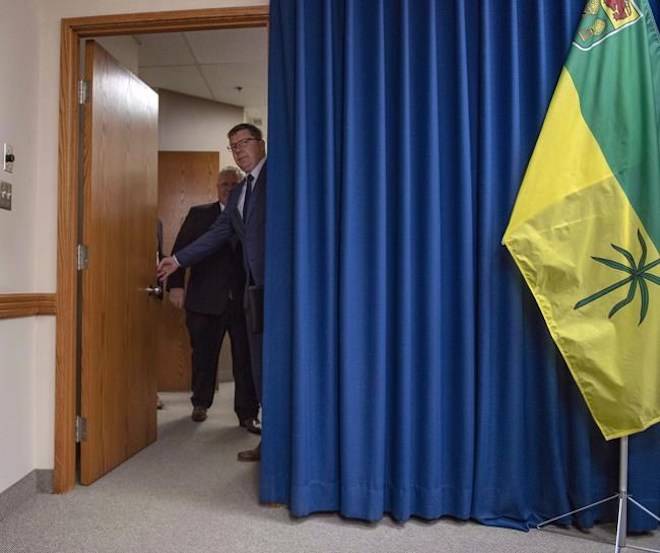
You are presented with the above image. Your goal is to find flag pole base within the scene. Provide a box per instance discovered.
[537,437,660,553]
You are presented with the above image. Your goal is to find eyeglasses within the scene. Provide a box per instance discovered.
[227,137,260,152]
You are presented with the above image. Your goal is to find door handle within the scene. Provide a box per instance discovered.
[144,285,162,296]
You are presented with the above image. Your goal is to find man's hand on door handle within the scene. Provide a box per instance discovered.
[157,256,179,281]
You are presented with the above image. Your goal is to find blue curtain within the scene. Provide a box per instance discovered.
[263,0,660,531]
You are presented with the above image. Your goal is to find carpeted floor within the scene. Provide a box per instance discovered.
[0,387,657,553]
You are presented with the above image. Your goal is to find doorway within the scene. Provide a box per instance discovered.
[55,6,269,494]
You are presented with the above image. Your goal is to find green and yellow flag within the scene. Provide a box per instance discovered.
[503,0,660,439]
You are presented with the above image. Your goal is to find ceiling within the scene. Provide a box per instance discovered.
[136,28,267,117]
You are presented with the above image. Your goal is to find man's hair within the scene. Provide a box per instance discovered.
[219,166,243,180]
[227,123,263,141]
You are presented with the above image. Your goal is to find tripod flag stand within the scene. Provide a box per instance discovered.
[537,436,660,553]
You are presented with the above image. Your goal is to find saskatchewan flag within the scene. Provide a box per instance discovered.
[503,0,660,440]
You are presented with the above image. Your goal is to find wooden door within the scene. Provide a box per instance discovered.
[156,151,220,391]
[80,41,159,485]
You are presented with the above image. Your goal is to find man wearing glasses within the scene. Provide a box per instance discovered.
[158,123,267,462]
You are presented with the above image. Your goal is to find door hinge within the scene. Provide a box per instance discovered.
[78,80,89,104]
[75,416,87,443]
[77,244,88,270]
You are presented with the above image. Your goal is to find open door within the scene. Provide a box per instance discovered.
[80,41,159,485]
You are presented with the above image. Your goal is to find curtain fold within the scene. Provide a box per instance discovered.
[263,0,660,530]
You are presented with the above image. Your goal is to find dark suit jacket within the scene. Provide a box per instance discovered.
[167,202,245,315]
[175,161,267,289]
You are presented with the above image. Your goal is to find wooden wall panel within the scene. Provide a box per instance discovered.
[0,294,56,318]
[157,151,220,391]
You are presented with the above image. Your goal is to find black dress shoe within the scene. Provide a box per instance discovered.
[191,406,207,422]
[237,443,261,462]
[240,417,261,435]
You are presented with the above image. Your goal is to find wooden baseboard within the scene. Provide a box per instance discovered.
[0,294,56,319]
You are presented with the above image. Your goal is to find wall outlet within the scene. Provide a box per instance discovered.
[0,181,12,210]
[3,143,14,173]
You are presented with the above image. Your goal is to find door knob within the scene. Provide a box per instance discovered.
[144,285,162,296]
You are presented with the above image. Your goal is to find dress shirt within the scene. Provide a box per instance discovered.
[238,156,266,219]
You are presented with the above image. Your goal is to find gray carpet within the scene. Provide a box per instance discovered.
[0,388,657,553]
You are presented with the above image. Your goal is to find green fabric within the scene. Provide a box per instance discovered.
[566,0,660,245]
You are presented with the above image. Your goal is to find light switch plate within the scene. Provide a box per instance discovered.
[3,143,14,173]
[0,181,12,210]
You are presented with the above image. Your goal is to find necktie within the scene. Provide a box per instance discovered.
[243,174,253,222]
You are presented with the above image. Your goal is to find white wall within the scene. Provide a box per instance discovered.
[96,36,140,74]
[0,0,42,493]
[80,37,140,77]
[0,0,40,293]
[0,320,37,492]
[0,0,265,495]
[158,89,244,166]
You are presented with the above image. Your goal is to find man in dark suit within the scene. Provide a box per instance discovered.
[167,166,260,433]
[158,123,267,462]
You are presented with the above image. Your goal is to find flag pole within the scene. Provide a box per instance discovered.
[537,436,660,553]
[614,436,629,552]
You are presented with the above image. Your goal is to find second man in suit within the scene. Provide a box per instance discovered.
[167,166,260,433]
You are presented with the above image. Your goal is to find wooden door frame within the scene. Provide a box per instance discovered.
[55,5,269,493]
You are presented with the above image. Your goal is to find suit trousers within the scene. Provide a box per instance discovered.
[186,300,258,420]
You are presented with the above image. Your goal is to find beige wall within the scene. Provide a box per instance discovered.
[158,89,244,165]
[95,36,140,74]
[0,319,39,493]
[0,0,42,494]
[0,0,39,293]
[0,0,265,495]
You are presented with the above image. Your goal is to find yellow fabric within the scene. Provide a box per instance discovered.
[503,71,660,439]
[505,69,613,231]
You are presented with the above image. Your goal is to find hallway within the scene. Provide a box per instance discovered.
[1,387,658,553]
